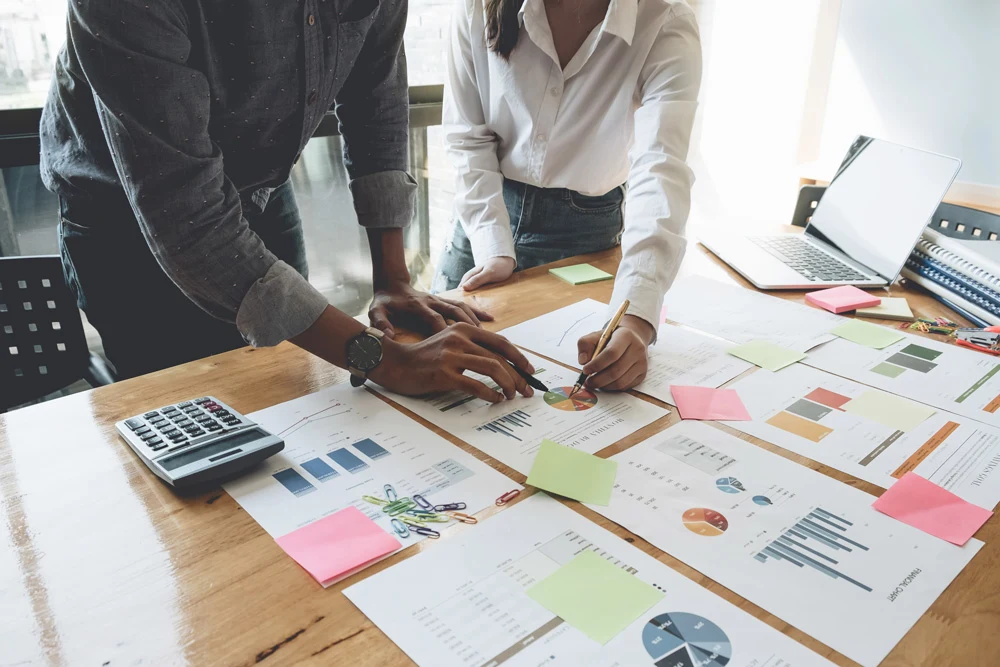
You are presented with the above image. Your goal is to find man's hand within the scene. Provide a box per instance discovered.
[369,280,493,338]
[370,323,535,402]
[459,257,516,292]
[576,315,656,391]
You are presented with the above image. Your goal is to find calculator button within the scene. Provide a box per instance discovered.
[195,416,212,423]
[206,424,222,431]
[144,412,159,419]
[125,418,144,430]
[141,432,158,441]
[162,405,178,412]
[175,418,192,426]
[134,427,151,436]
[178,402,193,408]
[162,428,179,436]
[151,444,168,451]
[206,405,222,413]
[195,397,211,404]
[147,437,162,445]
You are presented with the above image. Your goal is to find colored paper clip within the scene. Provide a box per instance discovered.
[384,484,398,502]
[398,515,431,528]
[383,498,416,516]
[495,489,521,506]
[405,509,438,517]
[362,494,388,507]
[390,518,410,538]
[413,493,432,510]
[411,526,440,539]
[446,511,478,524]
[433,502,467,512]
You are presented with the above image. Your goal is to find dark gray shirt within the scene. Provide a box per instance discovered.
[40,0,416,346]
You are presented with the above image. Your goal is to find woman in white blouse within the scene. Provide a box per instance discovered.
[435,0,701,391]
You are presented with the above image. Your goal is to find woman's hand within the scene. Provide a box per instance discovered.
[370,322,535,403]
[576,315,656,391]
[459,257,516,291]
[369,280,493,339]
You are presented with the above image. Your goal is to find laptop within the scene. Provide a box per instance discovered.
[700,137,962,289]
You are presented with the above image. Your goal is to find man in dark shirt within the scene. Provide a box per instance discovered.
[39,0,534,402]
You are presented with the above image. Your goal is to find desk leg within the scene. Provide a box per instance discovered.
[0,171,20,257]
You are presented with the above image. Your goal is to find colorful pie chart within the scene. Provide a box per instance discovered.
[543,386,599,412]
[682,508,729,536]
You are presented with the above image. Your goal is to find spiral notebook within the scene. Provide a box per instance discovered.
[901,228,1000,325]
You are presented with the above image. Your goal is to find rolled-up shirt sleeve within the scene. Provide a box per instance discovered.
[609,7,702,332]
[442,0,516,266]
[335,0,416,229]
[67,0,326,347]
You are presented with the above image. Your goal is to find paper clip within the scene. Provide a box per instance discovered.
[433,502,467,512]
[495,489,520,506]
[413,493,432,510]
[411,526,440,539]
[447,511,478,524]
[398,515,424,528]
[384,484,398,502]
[390,518,410,538]
[383,498,416,516]
[362,494,388,506]
[405,509,437,517]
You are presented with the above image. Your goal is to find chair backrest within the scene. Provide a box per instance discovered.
[791,185,1000,241]
[0,255,90,410]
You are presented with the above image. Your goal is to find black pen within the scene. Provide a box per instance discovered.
[508,361,549,393]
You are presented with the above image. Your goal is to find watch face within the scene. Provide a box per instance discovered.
[348,333,383,372]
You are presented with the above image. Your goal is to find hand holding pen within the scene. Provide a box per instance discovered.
[570,300,631,396]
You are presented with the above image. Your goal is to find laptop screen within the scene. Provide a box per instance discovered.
[804,137,962,281]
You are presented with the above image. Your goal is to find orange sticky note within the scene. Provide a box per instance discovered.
[872,473,992,545]
[670,385,751,421]
[805,285,881,314]
[275,506,401,585]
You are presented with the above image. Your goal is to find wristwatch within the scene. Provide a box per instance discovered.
[346,327,385,387]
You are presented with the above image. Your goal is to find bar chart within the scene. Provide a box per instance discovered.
[476,410,533,441]
[272,468,316,497]
[753,507,872,592]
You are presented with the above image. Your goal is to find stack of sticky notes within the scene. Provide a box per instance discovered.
[805,285,881,314]
[527,439,617,505]
[856,296,914,321]
[549,263,614,285]
[275,506,401,585]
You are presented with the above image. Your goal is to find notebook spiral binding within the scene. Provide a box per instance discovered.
[913,236,1000,294]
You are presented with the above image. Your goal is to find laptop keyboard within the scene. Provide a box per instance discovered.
[749,236,871,282]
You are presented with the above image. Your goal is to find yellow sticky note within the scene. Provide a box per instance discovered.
[527,439,617,505]
[831,319,905,349]
[549,264,614,285]
[527,550,663,644]
[856,297,914,322]
[727,340,805,372]
[843,390,936,432]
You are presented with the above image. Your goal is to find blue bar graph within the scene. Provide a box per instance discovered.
[328,447,369,474]
[301,457,340,482]
[353,438,391,461]
[476,410,533,441]
[273,468,316,497]
[754,507,872,592]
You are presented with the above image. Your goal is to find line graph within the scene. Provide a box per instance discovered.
[275,403,347,438]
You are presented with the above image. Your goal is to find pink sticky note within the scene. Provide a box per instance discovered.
[275,506,401,585]
[872,473,993,545]
[805,285,881,314]
[670,385,752,421]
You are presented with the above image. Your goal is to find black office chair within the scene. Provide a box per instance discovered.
[790,185,1000,241]
[0,255,117,412]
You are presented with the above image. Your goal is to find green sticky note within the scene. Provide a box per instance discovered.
[526,439,617,505]
[843,390,936,432]
[527,550,663,644]
[727,340,805,372]
[831,319,905,349]
[856,297,914,322]
[549,264,614,285]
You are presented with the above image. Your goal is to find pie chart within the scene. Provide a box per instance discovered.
[715,477,745,494]
[682,508,729,536]
[544,386,598,412]
[752,495,772,506]
[642,612,732,667]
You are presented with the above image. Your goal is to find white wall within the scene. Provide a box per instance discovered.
[818,0,1000,188]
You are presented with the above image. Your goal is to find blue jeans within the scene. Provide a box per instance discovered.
[59,181,308,378]
[433,180,625,291]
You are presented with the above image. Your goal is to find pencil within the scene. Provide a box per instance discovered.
[569,299,630,397]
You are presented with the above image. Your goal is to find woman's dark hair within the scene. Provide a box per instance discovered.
[484,0,525,60]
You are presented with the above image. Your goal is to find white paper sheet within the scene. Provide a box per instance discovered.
[223,383,518,547]
[724,364,1000,509]
[663,276,843,351]
[373,350,668,474]
[500,299,754,404]
[345,493,836,667]
[805,333,1000,429]
[591,421,981,667]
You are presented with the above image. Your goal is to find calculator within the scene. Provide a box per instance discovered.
[115,396,284,488]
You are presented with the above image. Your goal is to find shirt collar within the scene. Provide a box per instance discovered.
[520,0,637,46]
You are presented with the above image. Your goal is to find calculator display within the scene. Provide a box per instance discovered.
[160,428,269,471]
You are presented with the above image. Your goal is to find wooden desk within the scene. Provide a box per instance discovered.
[2,238,996,667]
